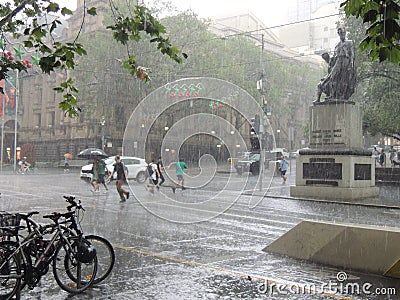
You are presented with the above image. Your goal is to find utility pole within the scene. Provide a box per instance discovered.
[0,80,4,173]
[13,70,19,173]
[100,115,105,150]
[258,34,267,191]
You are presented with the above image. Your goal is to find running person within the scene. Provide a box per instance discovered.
[94,157,109,193]
[168,159,187,193]
[279,155,288,184]
[156,157,165,188]
[90,158,99,192]
[110,156,129,202]
[146,159,159,194]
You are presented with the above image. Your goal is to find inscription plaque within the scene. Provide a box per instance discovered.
[303,162,342,180]
[354,164,371,180]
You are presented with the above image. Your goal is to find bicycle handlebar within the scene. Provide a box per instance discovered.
[42,211,75,221]
[63,195,84,212]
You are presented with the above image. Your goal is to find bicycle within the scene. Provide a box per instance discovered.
[62,195,115,284]
[13,195,114,286]
[0,211,97,299]
[16,165,33,175]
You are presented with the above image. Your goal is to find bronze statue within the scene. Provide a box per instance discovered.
[315,26,356,103]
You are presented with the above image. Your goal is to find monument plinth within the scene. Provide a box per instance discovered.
[290,101,379,199]
[309,100,362,149]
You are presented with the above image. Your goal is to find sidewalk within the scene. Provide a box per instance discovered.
[243,171,400,210]
[214,162,400,209]
[0,166,79,175]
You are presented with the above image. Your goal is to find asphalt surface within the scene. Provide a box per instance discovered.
[1,166,400,299]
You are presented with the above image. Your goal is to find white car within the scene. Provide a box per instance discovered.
[80,156,147,183]
[273,148,289,158]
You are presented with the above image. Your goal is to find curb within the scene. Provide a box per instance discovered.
[242,190,400,210]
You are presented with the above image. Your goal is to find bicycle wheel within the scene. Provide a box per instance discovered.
[84,235,115,284]
[0,244,22,300]
[52,238,97,294]
[0,241,32,293]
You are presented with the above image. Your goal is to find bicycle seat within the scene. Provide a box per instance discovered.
[17,211,39,220]
[43,211,74,222]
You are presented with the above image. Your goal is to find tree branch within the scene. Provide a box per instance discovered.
[0,0,34,28]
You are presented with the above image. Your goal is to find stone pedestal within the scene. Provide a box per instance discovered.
[290,101,379,199]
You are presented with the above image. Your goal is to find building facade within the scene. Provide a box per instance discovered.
[1,1,320,167]
[279,0,343,55]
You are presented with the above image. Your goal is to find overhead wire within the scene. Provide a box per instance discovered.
[59,8,342,81]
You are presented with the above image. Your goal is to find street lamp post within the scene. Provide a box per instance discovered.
[216,144,221,162]
[277,129,281,148]
[13,71,19,173]
[0,86,4,173]
[257,34,267,191]
[225,33,268,191]
[2,70,20,173]
[100,116,105,150]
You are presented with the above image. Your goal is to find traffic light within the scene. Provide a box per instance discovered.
[250,116,260,151]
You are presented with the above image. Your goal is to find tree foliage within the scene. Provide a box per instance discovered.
[341,0,400,65]
[0,0,186,117]
[344,14,400,139]
[72,9,321,146]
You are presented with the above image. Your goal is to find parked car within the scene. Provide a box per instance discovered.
[235,152,261,175]
[80,156,147,183]
[234,148,288,175]
[273,148,289,158]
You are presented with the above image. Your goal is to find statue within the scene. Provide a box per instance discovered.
[314,26,356,103]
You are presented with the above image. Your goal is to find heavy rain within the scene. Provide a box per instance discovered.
[1,0,400,299]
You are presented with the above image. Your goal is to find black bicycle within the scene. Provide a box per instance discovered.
[0,211,98,299]
[62,195,115,284]
[3,195,115,288]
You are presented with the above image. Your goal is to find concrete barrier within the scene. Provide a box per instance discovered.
[263,220,400,278]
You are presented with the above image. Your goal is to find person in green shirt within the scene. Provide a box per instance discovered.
[93,156,109,193]
[90,159,99,192]
[168,159,187,194]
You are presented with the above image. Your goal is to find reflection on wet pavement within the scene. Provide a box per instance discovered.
[0,168,400,299]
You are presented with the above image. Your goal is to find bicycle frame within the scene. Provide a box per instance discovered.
[1,195,112,295]
[0,218,80,288]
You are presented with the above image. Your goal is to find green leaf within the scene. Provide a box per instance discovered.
[87,7,97,16]
[46,2,60,13]
[387,45,400,64]
[61,7,73,16]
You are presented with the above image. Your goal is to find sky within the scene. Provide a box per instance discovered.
[57,0,292,27]
[145,0,292,27]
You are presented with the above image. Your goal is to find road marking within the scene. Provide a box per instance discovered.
[113,244,353,300]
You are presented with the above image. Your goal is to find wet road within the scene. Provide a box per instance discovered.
[1,167,400,299]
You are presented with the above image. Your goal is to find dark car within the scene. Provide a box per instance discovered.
[234,150,286,176]
[235,152,261,175]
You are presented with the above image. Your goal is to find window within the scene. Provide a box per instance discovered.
[48,111,55,127]
[34,113,41,128]
[115,106,126,131]
[122,159,133,165]
[36,87,42,104]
